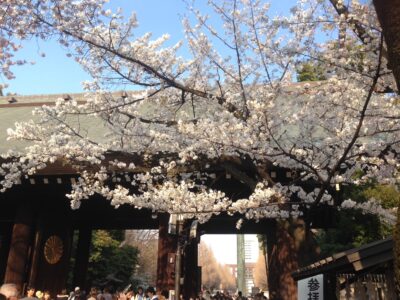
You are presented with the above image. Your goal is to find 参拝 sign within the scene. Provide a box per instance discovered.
[297,274,324,300]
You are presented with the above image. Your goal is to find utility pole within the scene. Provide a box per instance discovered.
[237,234,246,295]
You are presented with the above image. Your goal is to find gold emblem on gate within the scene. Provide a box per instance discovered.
[44,235,64,264]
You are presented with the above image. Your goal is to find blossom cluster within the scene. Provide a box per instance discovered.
[0,0,398,224]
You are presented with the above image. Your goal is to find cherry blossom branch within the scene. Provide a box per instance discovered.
[313,33,385,206]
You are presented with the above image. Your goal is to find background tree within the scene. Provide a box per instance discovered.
[87,230,139,288]
[253,251,268,291]
[328,0,400,287]
[296,62,327,82]
[316,179,398,253]
[316,210,390,256]
[198,242,236,291]
[124,230,159,287]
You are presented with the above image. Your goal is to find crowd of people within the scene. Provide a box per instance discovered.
[203,290,267,300]
[0,284,267,300]
[0,285,161,300]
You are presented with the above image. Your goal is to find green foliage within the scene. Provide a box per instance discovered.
[296,62,326,82]
[316,182,397,257]
[87,230,139,288]
[358,181,400,290]
[364,184,400,208]
[316,210,389,256]
[347,169,399,205]
[107,230,126,241]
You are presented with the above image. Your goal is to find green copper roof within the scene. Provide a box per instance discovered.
[0,92,109,153]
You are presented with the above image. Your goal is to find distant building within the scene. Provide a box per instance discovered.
[244,237,258,263]
[226,263,256,294]
[229,234,259,295]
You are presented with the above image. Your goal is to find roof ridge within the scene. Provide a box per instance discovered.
[0,90,136,105]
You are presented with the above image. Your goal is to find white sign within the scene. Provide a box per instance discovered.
[297,274,324,300]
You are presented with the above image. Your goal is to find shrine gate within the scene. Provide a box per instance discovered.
[0,93,337,300]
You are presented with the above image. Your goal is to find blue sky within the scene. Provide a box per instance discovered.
[1,0,294,95]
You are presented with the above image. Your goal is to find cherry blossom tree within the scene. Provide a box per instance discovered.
[1,0,396,221]
[1,0,399,298]
[124,230,159,285]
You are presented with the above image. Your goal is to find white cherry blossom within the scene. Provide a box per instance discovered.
[0,0,398,223]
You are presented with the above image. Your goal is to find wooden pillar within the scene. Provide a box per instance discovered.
[266,219,319,300]
[182,240,199,300]
[266,221,279,300]
[0,223,13,283]
[27,226,42,290]
[72,227,92,290]
[157,214,177,293]
[4,202,35,290]
[325,273,339,300]
[266,220,298,300]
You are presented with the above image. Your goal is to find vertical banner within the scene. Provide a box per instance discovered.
[297,274,324,300]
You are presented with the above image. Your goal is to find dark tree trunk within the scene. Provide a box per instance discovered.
[373,0,400,290]
[369,0,400,290]
[373,0,400,92]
